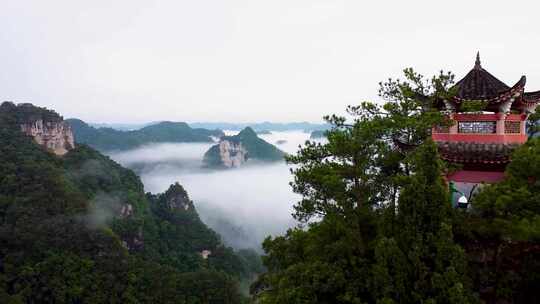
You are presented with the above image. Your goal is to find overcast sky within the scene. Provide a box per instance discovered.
[1,0,539,123]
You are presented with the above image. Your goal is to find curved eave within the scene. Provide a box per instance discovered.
[452,76,526,105]
[440,155,511,165]
[523,90,540,103]
[436,141,519,165]
[514,89,540,113]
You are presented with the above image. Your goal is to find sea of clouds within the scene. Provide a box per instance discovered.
[108,131,321,251]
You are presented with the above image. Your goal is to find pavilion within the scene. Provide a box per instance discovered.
[432,53,539,187]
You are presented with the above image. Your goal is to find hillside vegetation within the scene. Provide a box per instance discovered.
[67,118,224,151]
[0,102,260,303]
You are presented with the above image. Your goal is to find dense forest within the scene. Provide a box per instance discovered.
[254,69,540,303]
[0,102,261,303]
[67,118,224,151]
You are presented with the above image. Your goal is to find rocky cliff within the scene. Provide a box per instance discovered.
[216,140,249,168]
[20,119,75,155]
[203,138,249,169]
[203,127,284,168]
[1,102,74,155]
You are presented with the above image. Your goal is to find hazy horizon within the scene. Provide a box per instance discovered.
[76,118,329,126]
[2,1,540,123]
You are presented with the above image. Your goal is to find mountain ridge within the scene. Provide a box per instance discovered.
[67,118,224,151]
[190,121,331,132]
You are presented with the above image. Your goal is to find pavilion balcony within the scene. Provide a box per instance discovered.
[432,113,528,144]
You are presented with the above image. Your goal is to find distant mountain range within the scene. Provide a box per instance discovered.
[87,121,331,132]
[67,119,224,151]
[190,122,331,132]
[89,122,158,131]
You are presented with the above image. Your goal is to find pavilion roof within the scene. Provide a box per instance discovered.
[524,90,540,102]
[436,141,519,164]
[454,53,510,100]
[427,53,540,113]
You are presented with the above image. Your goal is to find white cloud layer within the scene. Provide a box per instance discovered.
[109,131,321,250]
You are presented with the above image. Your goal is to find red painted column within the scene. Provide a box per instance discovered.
[496,113,506,135]
[521,113,527,134]
[449,113,458,134]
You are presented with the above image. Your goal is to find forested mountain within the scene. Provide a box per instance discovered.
[0,102,260,303]
[89,122,156,131]
[203,127,285,168]
[67,118,224,151]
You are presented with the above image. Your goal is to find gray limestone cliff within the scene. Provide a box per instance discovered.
[20,119,75,155]
[1,102,75,155]
[214,140,249,168]
[203,127,284,168]
[203,137,249,169]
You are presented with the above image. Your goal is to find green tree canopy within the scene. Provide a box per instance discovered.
[256,69,477,303]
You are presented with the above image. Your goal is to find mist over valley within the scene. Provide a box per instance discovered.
[108,130,323,250]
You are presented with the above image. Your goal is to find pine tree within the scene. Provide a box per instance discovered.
[373,142,473,303]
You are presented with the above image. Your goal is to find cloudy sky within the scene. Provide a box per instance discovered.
[1,0,539,123]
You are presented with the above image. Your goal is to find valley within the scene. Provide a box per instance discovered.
[108,130,318,250]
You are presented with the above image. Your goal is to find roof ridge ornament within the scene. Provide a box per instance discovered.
[474,52,481,69]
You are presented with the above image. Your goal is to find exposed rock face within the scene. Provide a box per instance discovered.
[203,127,284,168]
[20,119,75,155]
[218,140,249,168]
[0,102,75,156]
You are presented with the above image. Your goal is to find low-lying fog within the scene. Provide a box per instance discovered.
[109,131,321,251]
